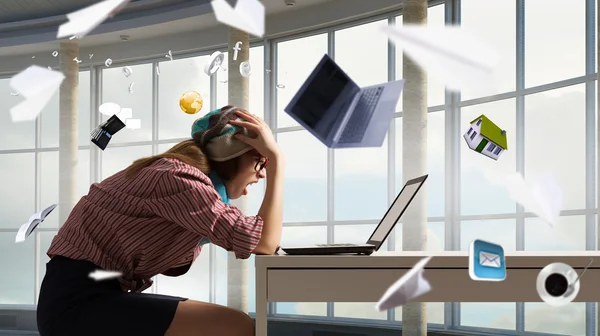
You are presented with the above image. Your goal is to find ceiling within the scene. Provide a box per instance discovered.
[0,0,333,56]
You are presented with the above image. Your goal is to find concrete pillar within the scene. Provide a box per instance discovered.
[58,42,79,227]
[401,0,428,335]
[227,28,250,311]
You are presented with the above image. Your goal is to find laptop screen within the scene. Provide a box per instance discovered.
[366,175,428,249]
[287,56,351,135]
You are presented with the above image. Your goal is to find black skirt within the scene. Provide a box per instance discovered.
[37,256,187,336]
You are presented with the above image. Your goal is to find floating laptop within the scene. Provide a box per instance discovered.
[284,54,405,149]
[281,174,428,255]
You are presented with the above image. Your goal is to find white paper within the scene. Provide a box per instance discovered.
[125,118,141,129]
[381,24,498,95]
[505,172,563,226]
[89,270,123,281]
[117,107,133,120]
[9,66,65,122]
[99,102,121,116]
[15,204,58,243]
[479,251,501,268]
[375,256,432,311]
[211,0,265,37]
[57,0,130,39]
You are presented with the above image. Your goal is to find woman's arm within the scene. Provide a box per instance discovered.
[252,154,285,255]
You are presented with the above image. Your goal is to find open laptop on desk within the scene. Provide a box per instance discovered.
[281,174,428,256]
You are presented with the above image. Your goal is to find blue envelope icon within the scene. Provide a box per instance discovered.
[468,239,506,281]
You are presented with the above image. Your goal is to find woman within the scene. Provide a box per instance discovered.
[36,106,284,336]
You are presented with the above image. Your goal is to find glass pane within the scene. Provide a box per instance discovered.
[216,51,229,109]
[335,20,388,86]
[41,71,91,147]
[249,46,265,120]
[461,303,516,330]
[395,221,445,252]
[39,150,90,229]
[276,34,328,128]
[216,247,228,307]
[276,226,327,316]
[460,219,517,251]
[524,302,585,335]
[395,4,447,109]
[156,246,211,302]
[334,302,387,320]
[460,0,516,99]
[524,216,586,251]
[101,63,153,143]
[395,303,445,324]
[0,153,35,228]
[0,232,35,304]
[334,136,388,221]
[38,231,58,293]
[524,0,585,88]
[460,98,516,216]
[158,54,211,140]
[395,111,445,217]
[0,78,36,149]
[277,131,327,222]
[524,84,586,210]
[101,145,153,180]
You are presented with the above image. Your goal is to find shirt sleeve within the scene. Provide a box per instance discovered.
[145,164,264,260]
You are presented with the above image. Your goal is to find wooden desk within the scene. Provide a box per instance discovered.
[254,251,600,336]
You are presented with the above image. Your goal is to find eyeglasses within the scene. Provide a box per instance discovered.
[254,157,269,172]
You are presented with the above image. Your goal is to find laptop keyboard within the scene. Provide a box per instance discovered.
[315,243,359,247]
[337,87,383,144]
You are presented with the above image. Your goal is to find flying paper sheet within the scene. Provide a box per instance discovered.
[15,204,58,243]
[89,270,123,281]
[211,0,265,37]
[57,0,131,39]
[9,66,65,122]
[505,172,563,226]
[375,256,432,311]
[381,25,498,94]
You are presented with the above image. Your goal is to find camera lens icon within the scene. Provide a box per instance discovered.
[536,262,580,307]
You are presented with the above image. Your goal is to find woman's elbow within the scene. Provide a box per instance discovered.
[251,243,279,255]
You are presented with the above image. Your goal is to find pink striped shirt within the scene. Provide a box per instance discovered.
[46,158,264,293]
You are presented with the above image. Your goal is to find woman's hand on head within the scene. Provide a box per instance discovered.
[229,110,281,159]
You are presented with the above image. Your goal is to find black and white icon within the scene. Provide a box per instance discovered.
[204,51,225,76]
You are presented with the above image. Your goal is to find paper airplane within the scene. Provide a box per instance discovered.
[375,256,432,311]
[89,270,123,281]
[99,102,121,116]
[505,172,563,226]
[211,0,265,38]
[117,107,133,120]
[381,24,498,94]
[15,204,58,243]
[9,66,65,122]
[57,0,131,39]
[125,118,141,130]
